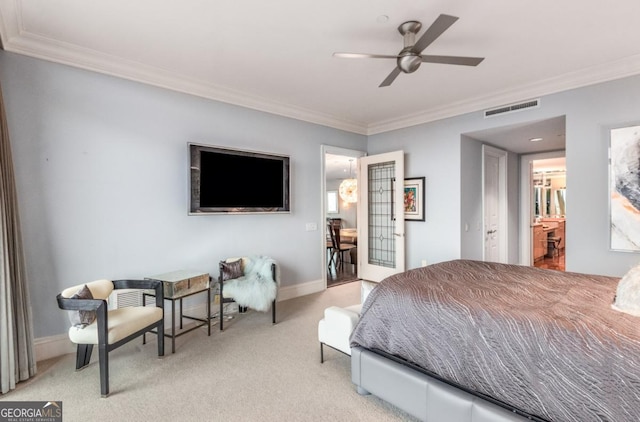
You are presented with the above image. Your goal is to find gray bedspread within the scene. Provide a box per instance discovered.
[350,260,640,422]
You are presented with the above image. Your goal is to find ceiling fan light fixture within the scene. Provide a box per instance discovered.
[398,52,421,73]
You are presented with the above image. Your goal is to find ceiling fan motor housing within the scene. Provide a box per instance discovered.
[398,21,422,40]
[397,21,423,73]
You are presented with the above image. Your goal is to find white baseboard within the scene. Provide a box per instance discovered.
[277,278,324,301]
[36,278,326,362]
[35,334,75,362]
[173,278,325,323]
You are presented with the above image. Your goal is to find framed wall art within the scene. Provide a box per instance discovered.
[404,177,425,222]
[609,124,640,252]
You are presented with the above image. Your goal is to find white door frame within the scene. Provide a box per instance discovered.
[482,145,508,263]
[518,150,566,265]
[321,145,366,288]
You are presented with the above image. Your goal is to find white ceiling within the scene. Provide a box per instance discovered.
[1,1,640,136]
[325,154,357,182]
[465,115,566,154]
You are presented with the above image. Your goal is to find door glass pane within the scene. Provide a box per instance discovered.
[367,161,396,268]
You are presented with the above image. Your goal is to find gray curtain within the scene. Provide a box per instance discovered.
[0,82,37,393]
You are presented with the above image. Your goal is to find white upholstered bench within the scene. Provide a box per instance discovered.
[318,304,362,363]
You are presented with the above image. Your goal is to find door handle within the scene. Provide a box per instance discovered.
[487,229,497,234]
[394,233,404,237]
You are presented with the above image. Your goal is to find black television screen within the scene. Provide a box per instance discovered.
[189,143,290,214]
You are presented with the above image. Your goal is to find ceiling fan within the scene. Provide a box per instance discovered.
[333,14,484,87]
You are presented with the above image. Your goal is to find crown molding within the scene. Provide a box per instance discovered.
[366,54,640,135]
[0,15,369,135]
[2,0,640,137]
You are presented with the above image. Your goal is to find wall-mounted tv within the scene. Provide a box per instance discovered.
[189,143,290,214]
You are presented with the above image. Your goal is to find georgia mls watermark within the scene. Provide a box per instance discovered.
[0,401,62,422]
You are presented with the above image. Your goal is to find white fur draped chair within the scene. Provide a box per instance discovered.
[218,256,278,331]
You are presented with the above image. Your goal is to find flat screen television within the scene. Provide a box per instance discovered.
[189,143,290,214]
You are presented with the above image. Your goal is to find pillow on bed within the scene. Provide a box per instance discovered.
[221,259,243,281]
[612,264,640,316]
[68,284,97,328]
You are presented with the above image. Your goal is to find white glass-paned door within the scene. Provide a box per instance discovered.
[357,151,405,282]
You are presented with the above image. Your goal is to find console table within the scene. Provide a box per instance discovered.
[144,270,211,353]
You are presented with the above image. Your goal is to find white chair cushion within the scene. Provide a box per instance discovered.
[68,306,163,345]
[318,304,362,355]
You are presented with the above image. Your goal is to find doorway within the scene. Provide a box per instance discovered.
[519,151,566,268]
[322,146,365,287]
[464,115,566,266]
[531,156,566,271]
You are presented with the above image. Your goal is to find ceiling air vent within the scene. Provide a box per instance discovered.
[484,99,540,118]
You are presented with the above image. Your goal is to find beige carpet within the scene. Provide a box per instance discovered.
[1,281,417,421]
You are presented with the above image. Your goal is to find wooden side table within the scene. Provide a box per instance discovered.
[144,270,211,353]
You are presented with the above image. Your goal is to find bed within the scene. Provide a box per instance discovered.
[350,260,640,422]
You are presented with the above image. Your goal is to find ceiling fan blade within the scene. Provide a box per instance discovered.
[421,55,484,66]
[413,14,459,54]
[379,67,401,87]
[333,52,398,59]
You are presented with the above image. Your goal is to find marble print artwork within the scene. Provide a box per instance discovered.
[610,125,640,251]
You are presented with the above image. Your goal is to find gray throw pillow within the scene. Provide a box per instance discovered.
[68,285,97,328]
[222,260,243,281]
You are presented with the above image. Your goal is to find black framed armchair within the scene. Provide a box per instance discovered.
[56,279,164,397]
[218,256,278,331]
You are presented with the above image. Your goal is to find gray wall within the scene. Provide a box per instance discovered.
[369,75,640,277]
[368,122,463,268]
[3,48,640,340]
[460,136,483,260]
[0,51,366,338]
[562,77,640,276]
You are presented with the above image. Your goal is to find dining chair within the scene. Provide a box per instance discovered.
[330,225,357,270]
[327,226,336,270]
